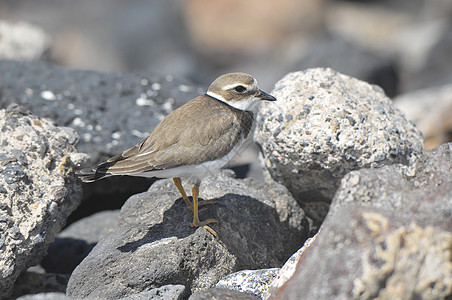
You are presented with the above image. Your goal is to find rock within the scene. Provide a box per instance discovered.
[272,143,452,299]
[12,272,69,299]
[41,210,120,274]
[0,21,51,61]
[118,285,185,300]
[16,293,74,300]
[189,288,260,300]
[395,83,452,150]
[295,33,399,97]
[216,268,279,299]
[0,60,202,163]
[266,234,318,297]
[66,170,308,299]
[0,105,82,299]
[254,68,423,209]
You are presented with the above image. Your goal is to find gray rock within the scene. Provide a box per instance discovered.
[0,105,82,299]
[41,210,120,274]
[254,68,423,211]
[272,143,452,299]
[0,60,202,164]
[12,272,69,299]
[295,33,399,97]
[0,21,51,61]
[66,170,308,299]
[216,268,279,299]
[394,83,452,150]
[189,288,260,300]
[17,293,76,300]
[266,234,318,298]
[118,285,185,300]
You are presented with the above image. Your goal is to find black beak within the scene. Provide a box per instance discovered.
[257,90,277,101]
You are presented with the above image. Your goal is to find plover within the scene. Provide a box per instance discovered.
[77,72,276,236]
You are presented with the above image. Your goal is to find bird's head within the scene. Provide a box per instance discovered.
[206,72,276,110]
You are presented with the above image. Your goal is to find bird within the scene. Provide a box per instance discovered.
[77,72,276,236]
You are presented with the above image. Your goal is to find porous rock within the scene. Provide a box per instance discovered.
[272,143,452,299]
[67,170,308,299]
[215,268,279,299]
[0,105,82,299]
[255,68,423,206]
[189,288,260,300]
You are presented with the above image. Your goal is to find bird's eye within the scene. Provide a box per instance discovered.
[234,85,246,93]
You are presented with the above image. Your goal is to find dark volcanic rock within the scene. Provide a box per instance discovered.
[67,170,308,299]
[41,210,120,274]
[0,105,82,299]
[273,143,452,299]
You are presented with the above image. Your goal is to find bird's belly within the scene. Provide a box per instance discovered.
[132,136,248,180]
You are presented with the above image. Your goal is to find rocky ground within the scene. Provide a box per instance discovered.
[1,1,452,299]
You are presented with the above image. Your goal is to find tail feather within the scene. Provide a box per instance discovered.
[76,167,111,182]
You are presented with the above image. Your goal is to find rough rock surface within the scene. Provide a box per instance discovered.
[0,105,82,299]
[0,21,51,61]
[0,60,202,163]
[189,288,260,300]
[41,210,120,274]
[255,68,424,206]
[215,268,279,299]
[273,143,452,299]
[67,170,308,299]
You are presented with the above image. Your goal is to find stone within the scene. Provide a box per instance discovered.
[216,268,279,299]
[0,21,51,61]
[395,83,452,150]
[0,105,82,299]
[12,272,69,299]
[266,234,318,298]
[16,293,75,300]
[189,288,260,300]
[272,143,452,299]
[66,170,308,299]
[254,68,423,209]
[41,210,120,274]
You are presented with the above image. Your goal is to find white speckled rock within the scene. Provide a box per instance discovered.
[0,105,82,299]
[255,68,423,207]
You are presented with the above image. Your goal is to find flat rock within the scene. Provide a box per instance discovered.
[255,68,423,208]
[272,143,452,299]
[41,210,120,274]
[66,170,308,299]
[0,105,82,299]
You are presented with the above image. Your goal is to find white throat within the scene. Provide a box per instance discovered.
[207,91,258,110]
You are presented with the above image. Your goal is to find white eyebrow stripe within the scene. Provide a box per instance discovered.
[222,83,253,90]
[207,91,227,102]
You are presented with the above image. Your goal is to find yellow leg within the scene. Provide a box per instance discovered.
[173,177,216,212]
[173,177,192,209]
[191,182,217,237]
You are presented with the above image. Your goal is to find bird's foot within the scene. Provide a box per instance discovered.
[191,219,218,237]
[186,200,216,212]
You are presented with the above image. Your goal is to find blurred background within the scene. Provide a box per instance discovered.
[1,0,452,148]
